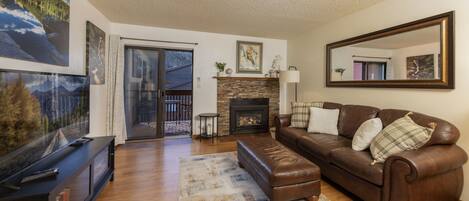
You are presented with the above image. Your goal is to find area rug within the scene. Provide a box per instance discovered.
[179,152,330,201]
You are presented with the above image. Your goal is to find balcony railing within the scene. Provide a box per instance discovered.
[164,90,192,136]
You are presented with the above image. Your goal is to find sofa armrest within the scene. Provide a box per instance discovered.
[385,145,467,182]
[382,145,467,201]
[275,114,292,129]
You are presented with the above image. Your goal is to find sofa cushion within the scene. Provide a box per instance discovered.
[330,147,384,186]
[307,107,340,135]
[338,105,380,139]
[352,118,383,151]
[370,114,434,163]
[290,102,324,128]
[378,109,460,146]
[298,133,351,160]
[278,127,308,145]
[323,102,342,110]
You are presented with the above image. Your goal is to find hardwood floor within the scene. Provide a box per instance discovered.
[96,134,353,201]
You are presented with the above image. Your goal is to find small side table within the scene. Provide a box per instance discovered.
[198,113,220,143]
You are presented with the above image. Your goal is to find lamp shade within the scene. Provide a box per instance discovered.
[280,70,300,83]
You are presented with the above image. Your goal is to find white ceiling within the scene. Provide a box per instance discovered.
[89,0,383,39]
[353,25,440,49]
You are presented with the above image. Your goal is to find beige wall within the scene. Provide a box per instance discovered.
[0,0,109,76]
[81,1,111,138]
[287,0,469,199]
[0,0,111,137]
[331,46,392,80]
[111,23,288,134]
[392,42,440,79]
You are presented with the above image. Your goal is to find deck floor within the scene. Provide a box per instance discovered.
[127,120,191,139]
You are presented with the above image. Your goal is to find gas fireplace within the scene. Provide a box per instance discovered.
[230,98,269,134]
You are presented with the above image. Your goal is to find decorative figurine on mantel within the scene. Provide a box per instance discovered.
[225,68,233,77]
[215,62,226,77]
[269,55,282,78]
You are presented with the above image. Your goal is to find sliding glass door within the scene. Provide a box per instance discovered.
[163,50,193,137]
[353,61,387,80]
[124,47,194,140]
[124,47,165,140]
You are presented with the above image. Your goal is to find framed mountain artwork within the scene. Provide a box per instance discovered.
[0,0,70,67]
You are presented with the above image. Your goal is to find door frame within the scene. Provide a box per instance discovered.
[124,46,194,140]
[163,49,194,137]
[124,46,166,140]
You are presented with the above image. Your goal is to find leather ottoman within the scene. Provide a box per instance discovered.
[237,138,321,201]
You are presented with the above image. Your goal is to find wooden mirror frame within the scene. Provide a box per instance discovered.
[326,11,454,89]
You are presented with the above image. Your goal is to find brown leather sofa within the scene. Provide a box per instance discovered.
[275,102,467,201]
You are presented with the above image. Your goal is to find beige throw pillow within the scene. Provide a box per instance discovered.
[307,107,340,135]
[370,113,435,164]
[290,102,323,128]
[352,118,383,151]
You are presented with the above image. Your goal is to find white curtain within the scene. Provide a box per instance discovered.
[106,35,127,145]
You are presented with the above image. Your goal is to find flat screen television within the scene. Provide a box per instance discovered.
[0,70,89,183]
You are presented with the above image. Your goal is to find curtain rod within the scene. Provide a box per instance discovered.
[120,37,199,45]
[352,55,391,60]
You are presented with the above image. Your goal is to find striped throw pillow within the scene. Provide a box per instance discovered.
[290,102,323,128]
[370,113,435,164]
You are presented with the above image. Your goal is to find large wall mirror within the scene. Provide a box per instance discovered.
[326,11,454,89]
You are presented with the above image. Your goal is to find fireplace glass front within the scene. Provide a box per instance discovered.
[230,98,269,134]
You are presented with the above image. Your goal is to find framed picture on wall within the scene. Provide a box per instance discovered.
[0,0,70,67]
[406,54,435,80]
[237,41,263,73]
[86,21,106,85]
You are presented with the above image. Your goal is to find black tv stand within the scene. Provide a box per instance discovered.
[0,137,115,201]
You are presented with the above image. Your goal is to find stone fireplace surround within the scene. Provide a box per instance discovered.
[216,77,279,136]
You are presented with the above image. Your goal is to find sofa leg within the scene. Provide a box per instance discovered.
[308,195,319,201]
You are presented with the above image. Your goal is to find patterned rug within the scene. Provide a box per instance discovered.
[179,152,330,201]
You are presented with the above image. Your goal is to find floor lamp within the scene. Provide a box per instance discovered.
[280,70,300,102]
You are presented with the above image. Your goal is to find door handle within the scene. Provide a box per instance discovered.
[157,90,166,98]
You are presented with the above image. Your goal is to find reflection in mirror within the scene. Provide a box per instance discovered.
[330,25,441,81]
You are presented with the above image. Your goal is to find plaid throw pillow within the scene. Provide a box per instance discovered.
[290,102,323,128]
[370,113,435,164]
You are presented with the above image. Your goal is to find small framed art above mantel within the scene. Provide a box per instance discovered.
[237,41,263,74]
